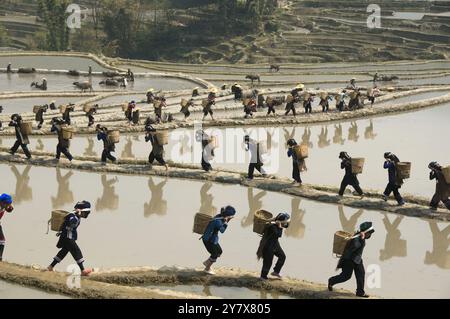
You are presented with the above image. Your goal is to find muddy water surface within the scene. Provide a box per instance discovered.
[0,55,107,72]
[0,280,69,299]
[0,164,448,298]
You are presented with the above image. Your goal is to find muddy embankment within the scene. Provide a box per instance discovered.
[0,151,448,221]
[0,262,356,299]
[2,86,450,136]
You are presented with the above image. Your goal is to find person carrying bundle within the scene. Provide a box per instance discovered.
[146,89,155,104]
[428,162,450,211]
[180,98,195,120]
[62,104,75,125]
[257,213,290,280]
[367,86,380,107]
[0,105,3,130]
[47,201,93,276]
[244,98,257,118]
[328,222,375,298]
[86,104,98,127]
[336,90,347,112]
[49,100,57,110]
[6,63,12,73]
[303,94,313,114]
[319,94,332,113]
[382,152,405,206]
[125,101,136,123]
[338,152,364,197]
[244,135,267,180]
[145,124,168,171]
[154,97,167,123]
[96,124,116,164]
[51,118,73,162]
[8,114,32,159]
[0,193,14,261]
[266,97,277,116]
[35,104,48,129]
[201,206,236,274]
[196,129,214,172]
[202,89,216,121]
[192,87,200,97]
[231,83,241,100]
[287,139,306,185]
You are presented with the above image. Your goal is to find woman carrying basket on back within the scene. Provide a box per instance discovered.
[201,206,236,274]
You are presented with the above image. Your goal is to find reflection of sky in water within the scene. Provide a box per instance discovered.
[0,280,68,299]
[0,164,448,298]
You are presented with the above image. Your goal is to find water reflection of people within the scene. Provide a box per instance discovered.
[202,285,212,296]
[348,122,359,142]
[333,124,345,145]
[10,164,33,204]
[144,177,167,217]
[121,137,134,158]
[266,128,278,151]
[424,221,450,269]
[285,198,306,239]
[317,126,331,148]
[283,127,296,146]
[364,120,377,140]
[51,168,74,208]
[179,133,192,156]
[199,182,216,216]
[241,187,266,228]
[83,137,97,157]
[338,205,363,233]
[301,127,313,148]
[95,174,119,211]
[379,214,407,261]
[36,139,45,151]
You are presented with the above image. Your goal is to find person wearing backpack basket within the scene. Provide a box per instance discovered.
[47,201,93,276]
[328,221,375,298]
[201,206,236,275]
[0,194,14,261]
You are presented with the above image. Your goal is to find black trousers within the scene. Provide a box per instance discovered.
[339,176,363,196]
[384,182,403,204]
[304,104,312,113]
[261,242,286,278]
[183,110,190,118]
[54,237,84,266]
[149,151,166,165]
[430,194,450,210]
[203,240,222,262]
[267,105,276,115]
[329,259,365,295]
[322,103,329,112]
[248,163,264,179]
[88,115,94,126]
[368,96,375,105]
[56,144,73,161]
[37,119,44,128]
[338,102,344,111]
[11,140,31,158]
[285,104,296,116]
[101,149,116,163]
[201,156,212,172]
[292,162,302,183]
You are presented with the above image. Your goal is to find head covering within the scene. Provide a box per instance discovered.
[287,138,297,147]
[359,221,375,235]
[235,84,242,88]
[220,206,236,217]
[0,194,13,204]
[428,161,441,170]
[274,213,291,228]
[339,151,350,160]
[193,87,199,90]
[74,200,91,216]
[295,83,305,89]
[244,135,250,142]
[208,87,218,93]
[147,88,154,93]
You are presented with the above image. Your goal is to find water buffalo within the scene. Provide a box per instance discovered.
[18,67,36,73]
[245,74,261,85]
[99,78,120,86]
[73,81,93,92]
[68,70,80,76]
[30,81,47,90]
[102,71,121,78]
[269,64,280,72]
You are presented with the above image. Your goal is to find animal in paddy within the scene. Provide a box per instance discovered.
[73,81,93,92]
[245,74,261,85]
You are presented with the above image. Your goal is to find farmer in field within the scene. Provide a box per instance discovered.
[328,221,375,298]
[202,88,217,121]
[62,103,75,125]
[47,201,93,276]
[201,206,236,274]
[382,152,405,206]
[35,104,48,130]
[6,63,12,73]
[0,194,14,261]
[287,139,305,185]
[338,152,364,197]
[257,213,290,280]
[51,117,73,162]
[192,87,200,97]
[145,124,168,171]
[86,104,98,127]
[244,135,267,180]
[8,114,32,159]
[146,88,155,103]
[196,129,214,172]
[96,124,116,164]
[428,162,450,211]
[125,100,136,123]
[180,98,195,120]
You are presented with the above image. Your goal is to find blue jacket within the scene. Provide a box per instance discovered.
[384,161,397,184]
[202,215,227,245]
[60,213,80,240]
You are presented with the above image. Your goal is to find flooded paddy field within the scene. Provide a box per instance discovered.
[0,96,87,114]
[0,55,108,72]
[0,163,448,298]
[0,280,69,299]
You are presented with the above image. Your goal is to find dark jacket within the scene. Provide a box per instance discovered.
[97,131,115,151]
[35,108,45,121]
[145,133,164,157]
[9,117,29,145]
[384,161,403,186]
[202,215,227,245]
[341,159,359,184]
[59,212,80,240]
[430,170,450,200]
[257,224,283,259]
[340,236,365,266]
[51,124,70,148]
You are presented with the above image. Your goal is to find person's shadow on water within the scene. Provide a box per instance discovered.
[241,187,266,228]
[199,182,216,216]
[95,174,119,212]
[338,205,363,233]
[10,164,33,204]
[51,168,74,209]
[144,177,167,218]
[285,197,306,239]
[424,221,450,270]
[379,214,407,261]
